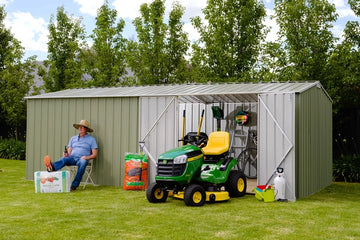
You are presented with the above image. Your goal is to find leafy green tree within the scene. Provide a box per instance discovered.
[85,1,127,87]
[0,6,38,140]
[129,0,167,85]
[270,0,337,82]
[325,0,360,154]
[191,0,266,82]
[254,42,289,82]
[349,0,360,16]
[127,0,189,84]
[40,6,86,92]
[165,1,190,83]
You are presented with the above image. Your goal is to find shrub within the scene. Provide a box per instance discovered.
[333,153,360,183]
[0,138,26,160]
[333,136,360,183]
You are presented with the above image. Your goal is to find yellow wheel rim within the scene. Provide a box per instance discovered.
[237,178,245,192]
[192,191,203,204]
[155,188,164,199]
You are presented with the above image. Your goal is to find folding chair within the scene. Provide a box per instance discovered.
[66,159,95,189]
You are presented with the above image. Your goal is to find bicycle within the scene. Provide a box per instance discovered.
[236,130,257,179]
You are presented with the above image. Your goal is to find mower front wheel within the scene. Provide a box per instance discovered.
[146,182,168,203]
[184,184,206,207]
[225,170,247,197]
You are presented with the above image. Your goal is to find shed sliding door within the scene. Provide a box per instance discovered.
[258,93,296,201]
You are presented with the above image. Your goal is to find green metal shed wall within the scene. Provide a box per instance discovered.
[26,97,139,187]
[295,86,332,198]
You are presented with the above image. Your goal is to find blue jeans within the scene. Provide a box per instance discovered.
[53,156,88,188]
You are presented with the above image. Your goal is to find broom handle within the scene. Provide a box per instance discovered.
[197,109,205,136]
[181,110,186,146]
[139,141,145,181]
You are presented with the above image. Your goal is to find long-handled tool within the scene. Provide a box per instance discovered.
[181,110,186,146]
[197,109,205,139]
[138,141,145,189]
[139,141,145,180]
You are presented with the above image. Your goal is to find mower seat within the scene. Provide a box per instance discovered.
[202,131,230,156]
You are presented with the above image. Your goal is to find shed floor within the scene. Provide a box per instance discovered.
[246,178,257,195]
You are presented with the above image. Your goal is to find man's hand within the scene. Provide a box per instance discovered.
[81,149,97,160]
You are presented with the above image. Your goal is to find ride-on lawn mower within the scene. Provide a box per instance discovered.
[146,109,247,206]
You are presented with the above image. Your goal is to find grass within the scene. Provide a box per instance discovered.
[0,159,359,240]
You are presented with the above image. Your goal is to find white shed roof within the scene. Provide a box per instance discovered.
[27,81,330,103]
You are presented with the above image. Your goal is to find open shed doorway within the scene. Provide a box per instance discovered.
[178,102,258,194]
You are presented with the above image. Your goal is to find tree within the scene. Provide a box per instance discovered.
[0,6,38,140]
[127,0,189,84]
[40,6,86,92]
[270,0,337,82]
[85,1,127,87]
[165,1,190,83]
[325,0,360,153]
[190,0,267,82]
[129,0,167,85]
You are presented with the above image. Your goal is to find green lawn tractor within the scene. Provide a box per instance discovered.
[146,129,247,206]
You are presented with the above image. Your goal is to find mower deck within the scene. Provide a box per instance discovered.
[172,191,230,202]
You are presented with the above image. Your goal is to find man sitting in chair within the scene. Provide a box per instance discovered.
[43,119,98,191]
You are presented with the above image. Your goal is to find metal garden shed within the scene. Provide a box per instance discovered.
[25,81,332,200]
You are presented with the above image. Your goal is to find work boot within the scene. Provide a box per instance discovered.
[43,155,54,172]
[70,186,77,192]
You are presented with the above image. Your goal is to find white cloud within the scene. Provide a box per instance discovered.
[0,0,12,5]
[332,24,344,41]
[330,0,346,8]
[329,0,356,18]
[264,8,279,42]
[337,7,356,18]
[112,0,153,20]
[183,22,200,42]
[74,0,104,16]
[5,12,48,53]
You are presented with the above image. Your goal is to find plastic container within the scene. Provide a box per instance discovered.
[253,185,275,202]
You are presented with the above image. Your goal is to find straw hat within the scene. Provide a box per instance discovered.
[73,120,93,132]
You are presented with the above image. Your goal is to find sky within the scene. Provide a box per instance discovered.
[1,0,358,61]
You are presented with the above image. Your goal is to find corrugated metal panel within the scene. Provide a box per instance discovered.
[296,86,332,198]
[26,82,324,102]
[258,93,296,201]
[139,96,178,182]
[26,97,139,187]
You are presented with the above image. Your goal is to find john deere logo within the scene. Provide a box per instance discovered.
[163,160,167,165]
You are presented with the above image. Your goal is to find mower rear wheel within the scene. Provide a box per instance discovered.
[225,170,247,197]
[184,184,206,206]
[146,182,168,203]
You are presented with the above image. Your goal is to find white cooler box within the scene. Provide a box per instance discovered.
[34,171,71,193]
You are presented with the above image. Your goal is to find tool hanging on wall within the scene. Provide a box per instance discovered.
[235,111,249,125]
[211,106,223,131]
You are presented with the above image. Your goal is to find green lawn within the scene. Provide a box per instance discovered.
[0,159,359,240]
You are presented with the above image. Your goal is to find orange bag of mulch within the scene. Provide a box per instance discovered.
[123,153,148,190]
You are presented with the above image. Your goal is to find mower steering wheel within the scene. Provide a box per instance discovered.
[195,134,208,148]
[183,132,208,147]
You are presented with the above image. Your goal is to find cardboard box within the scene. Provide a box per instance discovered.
[34,171,70,193]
